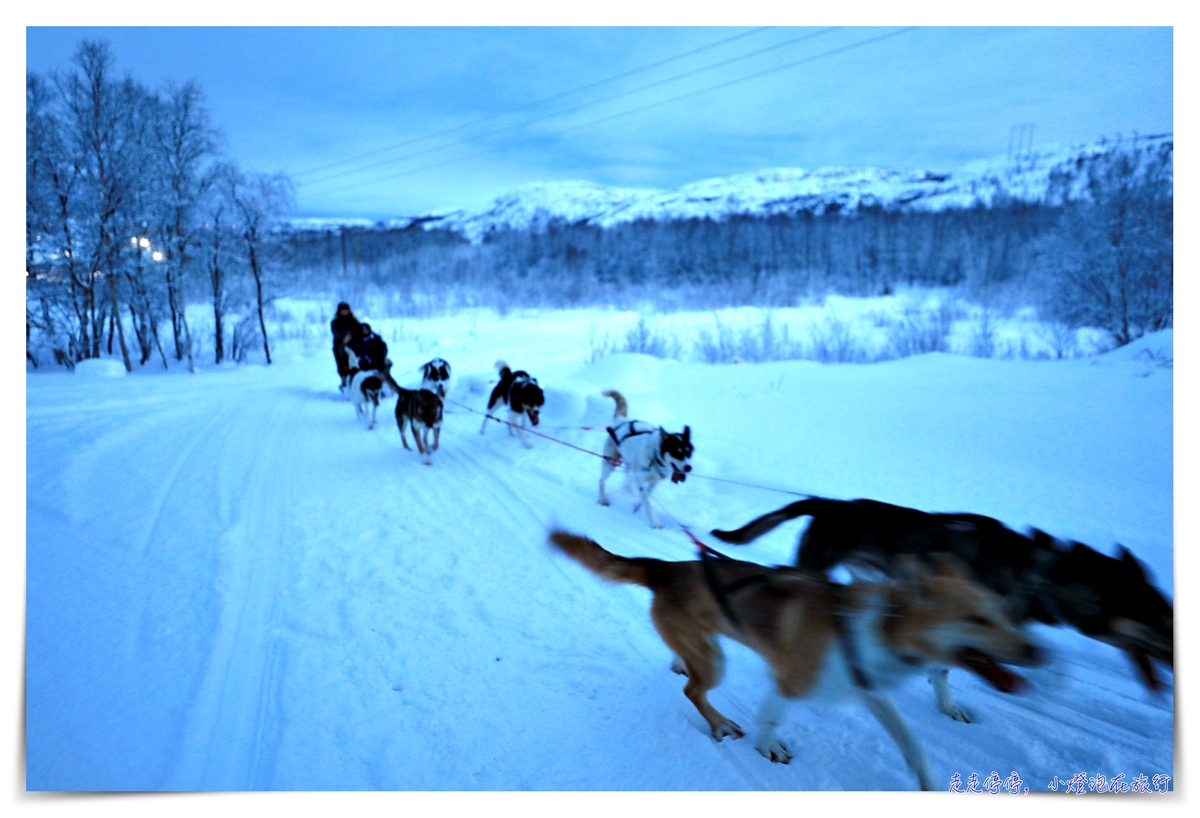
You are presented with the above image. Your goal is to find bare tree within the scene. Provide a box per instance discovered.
[57,41,147,371]
[153,81,219,372]
[226,168,294,364]
[1041,138,1173,345]
[200,163,238,363]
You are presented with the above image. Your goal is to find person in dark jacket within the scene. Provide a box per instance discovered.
[331,302,361,388]
[347,322,389,373]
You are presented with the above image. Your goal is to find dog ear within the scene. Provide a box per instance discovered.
[1118,546,1146,581]
[682,425,691,442]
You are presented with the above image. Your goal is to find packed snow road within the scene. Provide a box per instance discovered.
[26,331,1173,791]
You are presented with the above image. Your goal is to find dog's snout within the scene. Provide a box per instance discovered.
[684,465,692,472]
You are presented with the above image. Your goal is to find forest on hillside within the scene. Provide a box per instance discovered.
[283,137,1172,347]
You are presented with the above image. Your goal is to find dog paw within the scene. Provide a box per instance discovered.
[712,720,744,742]
[651,522,665,530]
[940,704,972,723]
[670,657,688,676]
[755,739,792,764]
[599,498,610,507]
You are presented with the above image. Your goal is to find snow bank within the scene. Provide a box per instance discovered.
[73,358,128,378]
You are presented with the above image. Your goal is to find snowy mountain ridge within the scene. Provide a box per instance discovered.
[289,134,1170,243]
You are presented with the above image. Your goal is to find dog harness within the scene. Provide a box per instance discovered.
[684,528,872,688]
[607,421,675,476]
[829,583,873,690]
[606,421,655,448]
[683,529,767,631]
[695,547,872,690]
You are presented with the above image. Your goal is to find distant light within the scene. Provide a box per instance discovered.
[64,250,71,258]
[36,235,42,242]
[131,237,138,246]
[152,251,163,262]
[139,237,151,249]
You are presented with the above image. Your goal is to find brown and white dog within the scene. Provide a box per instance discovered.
[547,530,1042,790]
[395,386,443,465]
[598,390,692,529]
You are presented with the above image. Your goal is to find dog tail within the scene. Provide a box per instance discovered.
[602,389,628,419]
[710,499,821,544]
[494,360,511,376]
[380,367,403,395]
[548,531,660,587]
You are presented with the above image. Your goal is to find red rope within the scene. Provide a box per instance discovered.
[445,398,619,465]
[681,525,723,558]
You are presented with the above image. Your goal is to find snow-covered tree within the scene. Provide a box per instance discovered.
[1042,138,1173,345]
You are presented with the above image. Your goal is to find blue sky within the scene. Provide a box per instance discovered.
[26,26,1173,220]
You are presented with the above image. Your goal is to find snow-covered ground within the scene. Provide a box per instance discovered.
[25,309,1173,792]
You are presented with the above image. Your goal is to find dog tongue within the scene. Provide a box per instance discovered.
[959,648,1024,693]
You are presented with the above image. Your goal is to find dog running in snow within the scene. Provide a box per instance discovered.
[598,390,692,529]
[480,360,544,448]
[349,368,397,430]
[420,357,452,399]
[711,497,1174,721]
[394,386,443,465]
[547,530,1042,790]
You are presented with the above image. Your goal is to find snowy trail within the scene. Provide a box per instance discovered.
[26,332,1174,791]
[164,392,303,789]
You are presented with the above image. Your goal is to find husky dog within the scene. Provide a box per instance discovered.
[420,357,452,399]
[480,360,544,448]
[395,387,443,466]
[349,368,393,430]
[548,531,1042,790]
[598,390,692,529]
[712,497,1174,721]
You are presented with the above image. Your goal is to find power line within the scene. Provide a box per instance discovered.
[299,27,843,190]
[293,27,774,180]
[312,27,919,201]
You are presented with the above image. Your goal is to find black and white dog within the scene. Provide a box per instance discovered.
[349,368,396,430]
[480,360,544,448]
[598,389,693,529]
[395,386,443,466]
[420,357,452,399]
[711,497,1175,721]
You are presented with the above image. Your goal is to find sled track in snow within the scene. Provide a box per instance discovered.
[162,390,304,789]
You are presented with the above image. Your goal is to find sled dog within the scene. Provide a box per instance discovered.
[395,387,443,466]
[548,530,1042,790]
[598,389,692,529]
[480,360,544,448]
[349,368,393,430]
[711,497,1173,720]
[421,357,452,399]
